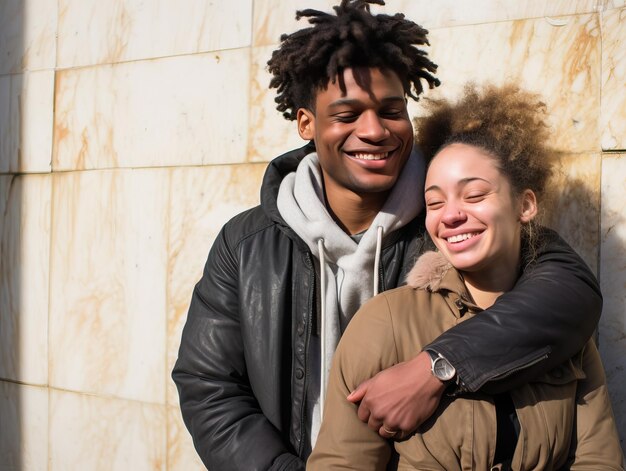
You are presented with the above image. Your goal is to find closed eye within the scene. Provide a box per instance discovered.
[333,113,359,123]
[426,200,444,210]
[380,109,404,119]
[465,193,487,202]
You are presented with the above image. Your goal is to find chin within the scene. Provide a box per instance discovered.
[444,254,484,272]
[353,178,398,194]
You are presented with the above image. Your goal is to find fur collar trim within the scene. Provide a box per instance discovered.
[406,251,453,291]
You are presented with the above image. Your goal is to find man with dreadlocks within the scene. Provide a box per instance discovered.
[172,2,601,470]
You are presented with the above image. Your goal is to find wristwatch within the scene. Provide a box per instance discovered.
[426,350,456,384]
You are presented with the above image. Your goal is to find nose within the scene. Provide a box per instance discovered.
[441,201,467,226]
[356,110,389,142]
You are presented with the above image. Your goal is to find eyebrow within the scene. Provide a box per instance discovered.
[328,96,406,108]
[424,177,491,193]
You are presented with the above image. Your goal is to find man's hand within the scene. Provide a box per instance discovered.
[346,351,445,439]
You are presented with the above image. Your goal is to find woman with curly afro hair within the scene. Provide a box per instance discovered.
[309,84,623,470]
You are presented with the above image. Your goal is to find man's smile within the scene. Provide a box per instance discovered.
[350,151,390,160]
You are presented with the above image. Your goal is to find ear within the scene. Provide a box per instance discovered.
[519,189,538,223]
[296,108,316,141]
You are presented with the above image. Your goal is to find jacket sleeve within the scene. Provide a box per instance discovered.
[308,294,395,470]
[566,340,624,470]
[426,228,602,393]
[172,227,304,471]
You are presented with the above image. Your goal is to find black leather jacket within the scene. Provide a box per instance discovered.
[172,143,601,471]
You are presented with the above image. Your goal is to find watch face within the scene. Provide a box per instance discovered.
[433,357,456,382]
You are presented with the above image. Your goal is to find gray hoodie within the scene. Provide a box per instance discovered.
[276,149,425,447]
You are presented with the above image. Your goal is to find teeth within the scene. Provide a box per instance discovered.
[447,233,477,243]
[352,152,389,160]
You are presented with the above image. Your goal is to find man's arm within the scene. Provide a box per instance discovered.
[349,228,601,435]
[429,228,601,393]
[172,228,304,471]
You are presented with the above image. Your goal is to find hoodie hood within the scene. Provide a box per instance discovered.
[260,141,316,226]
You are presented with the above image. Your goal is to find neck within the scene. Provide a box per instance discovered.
[324,185,389,235]
[462,256,521,310]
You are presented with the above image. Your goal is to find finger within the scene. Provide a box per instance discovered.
[367,414,383,432]
[356,400,371,423]
[378,425,399,439]
[346,380,369,403]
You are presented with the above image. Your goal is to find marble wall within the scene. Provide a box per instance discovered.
[0,1,624,468]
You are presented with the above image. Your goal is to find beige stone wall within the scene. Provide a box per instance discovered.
[0,1,624,468]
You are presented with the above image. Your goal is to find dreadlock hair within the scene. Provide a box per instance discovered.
[415,83,558,266]
[267,0,440,121]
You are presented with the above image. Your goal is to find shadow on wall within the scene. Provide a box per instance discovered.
[542,169,626,451]
[0,175,24,471]
[0,1,24,469]
[541,168,602,274]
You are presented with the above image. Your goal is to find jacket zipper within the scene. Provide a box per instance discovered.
[485,347,550,383]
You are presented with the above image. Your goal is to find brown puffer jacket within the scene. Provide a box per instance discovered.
[308,252,624,471]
